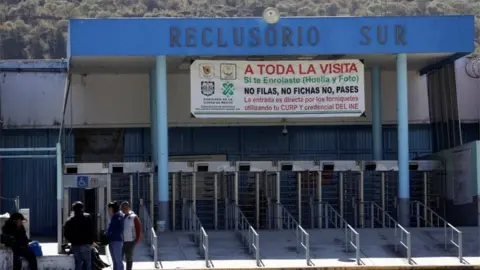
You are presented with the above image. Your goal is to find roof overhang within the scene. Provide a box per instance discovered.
[68,15,475,75]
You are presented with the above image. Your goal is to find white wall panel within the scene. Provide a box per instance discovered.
[0,72,66,128]
[455,57,480,122]
[1,69,431,128]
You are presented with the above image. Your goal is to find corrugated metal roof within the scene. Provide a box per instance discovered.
[0,59,68,72]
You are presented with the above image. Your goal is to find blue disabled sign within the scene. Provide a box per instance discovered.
[76,176,89,188]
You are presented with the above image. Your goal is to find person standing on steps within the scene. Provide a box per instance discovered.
[106,202,124,270]
[120,201,142,270]
[64,201,96,270]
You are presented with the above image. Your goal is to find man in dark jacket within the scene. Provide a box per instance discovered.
[1,212,38,270]
[64,201,96,270]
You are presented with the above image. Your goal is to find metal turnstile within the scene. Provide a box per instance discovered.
[409,161,446,212]
[217,161,280,230]
[169,162,194,231]
[307,161,361,228]
[195,162,235,230]
[278,161,316,228]
[108,163,154,219]
[233,162,279,229]
[62,163,110,244]
[357,161,399,228]
[409,161,446,226]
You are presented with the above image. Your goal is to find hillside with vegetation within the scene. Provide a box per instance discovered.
[0,0,479,59]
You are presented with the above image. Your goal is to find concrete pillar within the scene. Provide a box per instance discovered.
[396,54,410,226]
[155,56,169,231]
[149,70,158,164]
[371,66,383,160]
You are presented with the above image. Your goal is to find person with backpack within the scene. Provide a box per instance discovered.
[1,212,38,270]
[63,201,96,270]
[120,201,142,270]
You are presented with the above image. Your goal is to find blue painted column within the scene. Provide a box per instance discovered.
[149,70,158,164]
[155,56,169,231]
[396,54,410,226]
[371,66,383,160]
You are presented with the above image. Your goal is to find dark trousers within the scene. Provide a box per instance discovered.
[122,241,135,270]
[13,247,38,270]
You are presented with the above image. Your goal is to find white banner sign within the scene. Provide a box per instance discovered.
[190,59,365,118]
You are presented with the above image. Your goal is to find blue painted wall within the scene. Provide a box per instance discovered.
[125,124,479,162]
[0,129,74,236]
[69,16,475,57]
[1,123,478,236]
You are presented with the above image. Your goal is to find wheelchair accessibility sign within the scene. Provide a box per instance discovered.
[76,176,89,188]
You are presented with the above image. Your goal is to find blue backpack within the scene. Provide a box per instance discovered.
[28,241,43,257]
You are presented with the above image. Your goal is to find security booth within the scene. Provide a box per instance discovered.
[62,163,110,243]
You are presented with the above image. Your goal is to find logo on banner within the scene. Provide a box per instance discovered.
[220,63,236,80]
[199,64,214,78]
[200,81,215,96]
[221,82,235,97]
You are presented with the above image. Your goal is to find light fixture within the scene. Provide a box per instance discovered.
[263,7,280,24]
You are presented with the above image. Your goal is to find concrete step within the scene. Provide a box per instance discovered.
[208,231,252,260]
[257,230,301,259]
[156,232,200,261]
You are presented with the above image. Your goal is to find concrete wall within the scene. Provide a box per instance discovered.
[455,57,480,122]
[0,70,430,128]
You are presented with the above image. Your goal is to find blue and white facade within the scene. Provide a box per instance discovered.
[0,15,477,235]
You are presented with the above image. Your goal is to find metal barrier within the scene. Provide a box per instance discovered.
[410,201,463,262]
[366,201,411,263]
[271,203,311,266]
[139,203,159,268]
[183,201,210,268]
[226,203,261,266]
[314,201,360,265]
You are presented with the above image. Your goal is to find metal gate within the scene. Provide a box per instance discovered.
[109,163,153,211]
[132,172,154,218]
[277,161,318,228]
[300,171,317,228]
[169,162,237,231]
[222,162,279,230]
[263,171,279,229]
[360,161,399,228]
[409,161,446,215]
[110,170,131,204]
[169,162,195,231]
[343,169,363,227]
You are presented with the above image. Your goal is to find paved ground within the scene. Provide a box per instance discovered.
[21,226,478,269]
